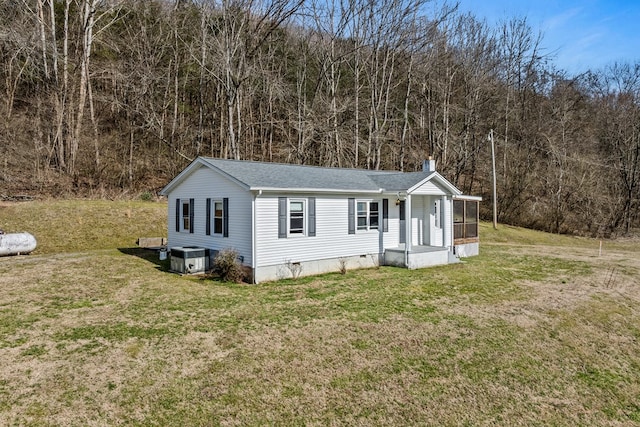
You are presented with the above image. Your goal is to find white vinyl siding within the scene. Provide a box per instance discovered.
[444,197,453,247]
[383,201,400,249]
[255,194,380,267]
[411,201,425,246]
[411,180,447,195]
[408,195,447,247]
[429,196,443,246]
[166,166,253,265]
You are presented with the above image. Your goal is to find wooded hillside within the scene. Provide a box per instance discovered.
[1,0,639,236]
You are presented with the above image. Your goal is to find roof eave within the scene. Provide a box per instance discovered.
[200,158,251,190]
[159,157,251,195]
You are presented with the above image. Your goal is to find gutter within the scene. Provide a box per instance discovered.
[452,194,483,201]
[249,187,383,194]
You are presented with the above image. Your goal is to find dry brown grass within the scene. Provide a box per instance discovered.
[1,201,640,425]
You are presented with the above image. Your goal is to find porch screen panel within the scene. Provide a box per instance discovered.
[465,201,478,238]
[453,200,464,239]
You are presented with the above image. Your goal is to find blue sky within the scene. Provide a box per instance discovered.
[456,0,640,75]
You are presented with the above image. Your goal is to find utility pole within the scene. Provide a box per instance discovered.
[489,129,498,230]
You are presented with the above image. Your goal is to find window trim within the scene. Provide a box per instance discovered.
[355,199,380,232]
[288,198,306,236]
[213,200,224,235]
[357,201,368,230]
[369,201,379,230]
[182,200,191,232]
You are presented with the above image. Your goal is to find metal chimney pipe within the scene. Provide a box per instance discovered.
[422,156,436,172]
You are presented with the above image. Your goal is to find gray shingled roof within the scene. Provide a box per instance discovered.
[368,172,434,191]
[201,158,433,191]
[160,157,466,196]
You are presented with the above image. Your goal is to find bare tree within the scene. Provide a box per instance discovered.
[198,0,304,160]
[588,62,640,235]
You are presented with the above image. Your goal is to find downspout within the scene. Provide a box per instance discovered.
[450,197,455,254]
[251,189,262,283]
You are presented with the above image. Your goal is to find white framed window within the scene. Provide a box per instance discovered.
[370,201,379,230]
[213,200,224,234]
[357,201,368,230]
[279,197,315,238]
[434,199,441,229]
[182,200,190,231]
[356,200,379,231]
[289,199,305,235]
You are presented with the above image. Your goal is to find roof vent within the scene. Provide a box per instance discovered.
[422,156,436,172]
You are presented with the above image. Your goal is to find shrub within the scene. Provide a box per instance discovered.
[213,248,245,283]
[139,191,154,201]
[284,259,303,279]
[338,258,347,274]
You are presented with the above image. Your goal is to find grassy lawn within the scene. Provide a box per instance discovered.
[1,200,639,425]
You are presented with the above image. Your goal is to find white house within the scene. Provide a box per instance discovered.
[160,157,481,283]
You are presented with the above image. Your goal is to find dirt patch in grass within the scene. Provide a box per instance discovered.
[440,242,640,327]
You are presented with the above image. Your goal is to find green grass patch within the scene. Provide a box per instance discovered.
[0,199,167,254]
[482,222,596,247]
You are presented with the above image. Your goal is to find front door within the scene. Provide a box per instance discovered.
[399,200,406,244]
[430,198,443,246]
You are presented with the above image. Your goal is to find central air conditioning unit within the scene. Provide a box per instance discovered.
[170,246,206,274]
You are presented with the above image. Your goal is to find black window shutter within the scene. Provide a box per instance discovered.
[223,197,229,238]
[175,198,180,232]
[189,198,194,233]
[348,198,355,234]
[308,197,316,237]
[278,197,287,238]
[205,198,211,236]
[382,198,389,232]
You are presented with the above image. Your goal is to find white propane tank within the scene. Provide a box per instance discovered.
[0,232,37,256]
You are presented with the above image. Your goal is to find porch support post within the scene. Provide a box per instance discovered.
[442,195,449,249]
[404,194,412,267]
